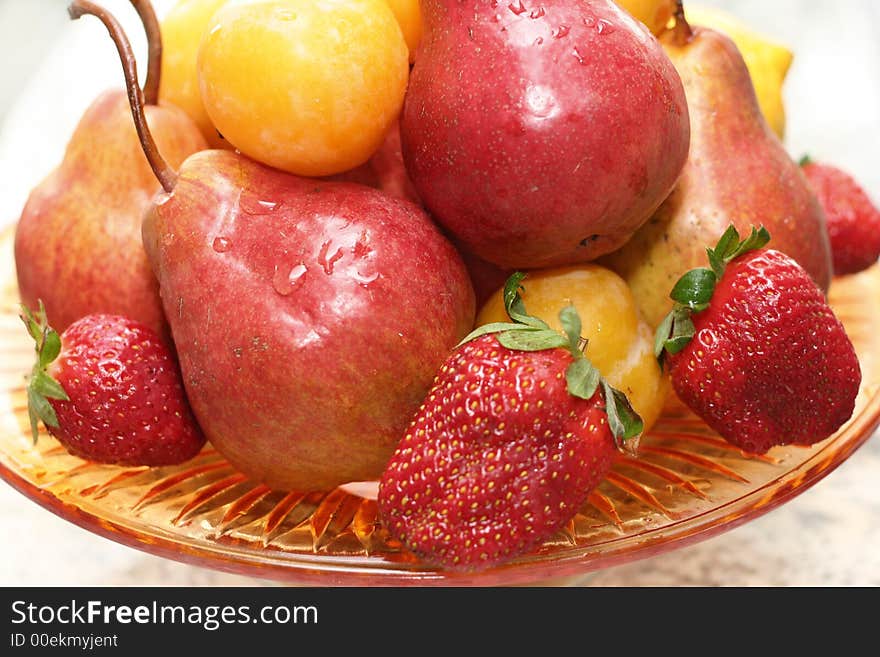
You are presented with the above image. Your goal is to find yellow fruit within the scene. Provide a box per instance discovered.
[476,266,670,433]
[198,0,409,177]
[383,0,422,61]
[684,5,794,139]
[614,0,676,35]
[159,0,229,149]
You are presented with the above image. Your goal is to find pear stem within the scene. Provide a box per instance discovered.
[672,0,694,45]
[128,0,162,106]
[68,0,177,193]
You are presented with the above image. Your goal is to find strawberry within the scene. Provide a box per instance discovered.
[22,305,206,466]
[655,226,861,454]
[801,157,880,276]
[378,274,641,571]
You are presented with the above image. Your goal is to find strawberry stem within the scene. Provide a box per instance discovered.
[655,225,770,364]
[20,302,69,444]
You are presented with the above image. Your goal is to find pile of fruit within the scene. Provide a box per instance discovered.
[12,0,880,572]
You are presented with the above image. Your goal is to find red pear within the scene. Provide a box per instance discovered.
[401,0,690,269]
[143,152,475,491]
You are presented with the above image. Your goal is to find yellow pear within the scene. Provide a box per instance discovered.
[684,4,794,139]
[614,0,676,35]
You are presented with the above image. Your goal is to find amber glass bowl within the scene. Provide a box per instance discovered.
[1,229,878,585]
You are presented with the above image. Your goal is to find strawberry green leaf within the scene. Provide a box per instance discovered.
[654,311,674,360]
[503,271,528,312]
[710,224,741,262]
[707,247,726,280]
[26,397,40,445]
[39,328,62,369]
[664,307,696,354]
[457,322,530,347]
[670,268,716,308]
[20,304,43,344]
[602,380,643,442]
[565,357,600,400]
[27,386,59,442]
[21,303,67,444]
[657,306,697,358]
[30,370,68,401]
[497,329,569,352]
[558,305,583,357]
[799,154,813,167]
[503,272,549,330]
[727,226,770,262]
[706,225,742,277]
[704,225,771,279]
[663,334,692,355]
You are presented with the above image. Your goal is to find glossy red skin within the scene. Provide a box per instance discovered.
[802,161,880,276]
[143,150,476,492]
[401,0,690,269]
[668,249,861,455]
[14,90,207,340]
[49,315,205,466]
[378,334,616,571]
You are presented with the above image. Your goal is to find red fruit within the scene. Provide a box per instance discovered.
[658,227,861,454]
[801,159,880,276]
[23,309,205,466]
[378,277,641,571]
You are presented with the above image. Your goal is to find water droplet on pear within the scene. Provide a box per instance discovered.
[596,19,615,35]
[318,240,345,275]
[241,196,281,215]
[272,263,307,296]
[552,25,570,39]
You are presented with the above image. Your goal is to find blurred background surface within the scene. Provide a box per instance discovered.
[0,0,878,585]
